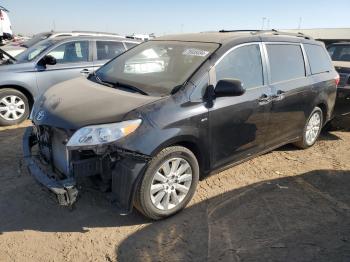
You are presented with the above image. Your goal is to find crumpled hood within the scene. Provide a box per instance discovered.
[32,77,162,129]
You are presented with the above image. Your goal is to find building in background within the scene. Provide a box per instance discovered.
[286,28,350,46]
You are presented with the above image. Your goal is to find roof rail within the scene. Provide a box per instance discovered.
[219,29,313,40]
[71,31,121,36]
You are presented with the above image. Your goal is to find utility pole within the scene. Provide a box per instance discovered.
[261,17,267,30]
[298,17,302,30]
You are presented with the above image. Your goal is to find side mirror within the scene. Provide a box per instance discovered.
[40,55,57,66]
[215,79,245,97]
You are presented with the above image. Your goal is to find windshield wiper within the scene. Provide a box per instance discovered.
[91,73,148,95]
[114,81,149,96]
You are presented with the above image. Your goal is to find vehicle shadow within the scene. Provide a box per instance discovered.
[116,170,350,262]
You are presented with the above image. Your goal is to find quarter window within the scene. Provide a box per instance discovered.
[47,41,89,64]
[215,44,263,90]
[266,44,305,83]
[306,44,333,74]
[96,41,125,60]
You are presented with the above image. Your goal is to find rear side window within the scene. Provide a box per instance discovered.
[96,41,125,61]
[266,44,305,83]
[305,44,333,74]
[215,44,264,90]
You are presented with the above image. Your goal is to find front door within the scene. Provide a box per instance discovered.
[36,40,93,96]
[209,43,272,169]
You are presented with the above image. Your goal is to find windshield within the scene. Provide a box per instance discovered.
[94,41,219,96]
[15,39,55,62]
[21,32,52,48]
[327,45,350,62]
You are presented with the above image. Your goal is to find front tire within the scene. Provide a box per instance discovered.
[0,88,29,126]
[134,146,199,220]
[294,107,323,149]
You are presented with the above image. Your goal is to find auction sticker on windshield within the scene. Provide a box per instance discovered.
[183,48,209,57]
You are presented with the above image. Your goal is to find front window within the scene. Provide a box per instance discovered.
[94,41,219,96]
[47,41,89,64]
[215,44,264,90]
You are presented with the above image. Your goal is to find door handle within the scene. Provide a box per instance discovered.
[80,69,90,76]
[258,94,272,105]
[272,90,286,101]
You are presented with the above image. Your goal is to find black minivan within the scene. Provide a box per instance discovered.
[24,30,338,219]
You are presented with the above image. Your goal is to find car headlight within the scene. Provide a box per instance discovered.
[67,119,142,148]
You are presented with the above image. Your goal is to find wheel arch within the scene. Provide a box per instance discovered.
[0,85,34,110]
[315,102,328,125]
[150,135,208,177]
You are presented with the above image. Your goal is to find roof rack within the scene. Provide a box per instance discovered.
[219,29,313,40]
[71,31,121,36]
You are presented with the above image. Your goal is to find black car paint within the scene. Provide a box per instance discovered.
[24,33,338,214]
[333,65,350,116]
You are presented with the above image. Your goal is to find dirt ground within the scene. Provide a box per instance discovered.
[0,117,349,262]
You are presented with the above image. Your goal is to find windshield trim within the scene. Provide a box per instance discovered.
[94,40,221,96]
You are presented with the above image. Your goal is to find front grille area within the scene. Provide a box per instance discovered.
[35,125,70,176]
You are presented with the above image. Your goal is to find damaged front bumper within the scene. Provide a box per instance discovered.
[23,126,150,215]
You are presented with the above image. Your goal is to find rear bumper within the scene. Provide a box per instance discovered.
[23,126,150,215]
[23,126,78,206]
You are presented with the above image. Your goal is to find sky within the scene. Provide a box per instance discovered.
[1,0,350,36]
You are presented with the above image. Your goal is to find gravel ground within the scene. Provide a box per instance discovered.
[0,117,349,262]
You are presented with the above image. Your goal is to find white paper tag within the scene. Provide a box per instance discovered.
[183,48,209,57]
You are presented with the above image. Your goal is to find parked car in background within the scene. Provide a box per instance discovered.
[327,42,350,116]
[0,6,13,44]
[126,33,155,41]
[0,36,140,126]
[23,30,338,220]
[2,31,127,57]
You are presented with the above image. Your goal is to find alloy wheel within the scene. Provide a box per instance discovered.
[305,111,322,145]
[150,157,193,210]
[0,95,26,121]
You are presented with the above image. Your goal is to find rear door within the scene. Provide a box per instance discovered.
[92,40,126,71]
[209,43,273,169]
[263,43,312,148]
[36,40,93,95]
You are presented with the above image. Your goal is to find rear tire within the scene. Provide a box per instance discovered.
[0,88,29,126]
[134,146,199,220]
[294,107,323,149]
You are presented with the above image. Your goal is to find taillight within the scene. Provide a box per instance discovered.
[0,10,3,20]
[335,74,340,87]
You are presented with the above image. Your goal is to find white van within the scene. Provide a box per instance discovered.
[0,7,13,44]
